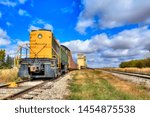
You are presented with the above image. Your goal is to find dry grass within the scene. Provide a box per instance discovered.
[102,72,150,99]
[101,68,150,74]
[0,68,21,83]
[69,69,150,100]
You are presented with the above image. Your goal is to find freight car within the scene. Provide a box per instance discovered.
[61,45,78,70]
[18,29,75,79]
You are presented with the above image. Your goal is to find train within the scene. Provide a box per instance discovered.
[18,29,77,79]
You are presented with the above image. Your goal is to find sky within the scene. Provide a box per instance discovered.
[1,0,150,68]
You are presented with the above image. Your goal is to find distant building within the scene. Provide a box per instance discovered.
[77,53,87,69]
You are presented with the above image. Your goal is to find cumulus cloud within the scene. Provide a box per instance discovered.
[0,28,29,57]
[0,38,10,46]
[75,19,94,34]
[0,0,28,7]
[0,28,10,46]
[76,0,150,33]
[0,0,17,7]
[5,39,29,57]
[62,40,90,53]
[28,25,40,32]
[18,0,27,4]
[18,9,31,17]
[17,40,29,45]
[28,19,53,32]
[63,27,150,67]
[44,24,53,31]
[6,22,12,26]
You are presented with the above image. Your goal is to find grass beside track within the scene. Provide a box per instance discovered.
[0,68,21,83]
[68,69,150,100]
[101,68,150,75]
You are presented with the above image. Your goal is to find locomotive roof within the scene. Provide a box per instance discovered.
[61,45,70,51]
[31,29,52,32]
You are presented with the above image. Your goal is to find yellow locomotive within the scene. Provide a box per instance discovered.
[18,29,70,79]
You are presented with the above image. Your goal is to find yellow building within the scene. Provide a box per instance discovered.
[77,54,87,69]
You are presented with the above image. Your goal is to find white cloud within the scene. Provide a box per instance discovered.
[6,22,12,26]
[63,27,150,67]
[28,19,53,32]
[65,26,150,54]
[62,39,91,53]
[0,29,29,57]
[17,40,29,46]
[18,9,31,17]
[76,0,150,33]
[36,19,45,24]
[44,24,53,31]
[0,27,29,57]
[28,25,40,32]
[0,28,10,46]
[5,40,29,57]
[0,0,17,7]
[0,38,10,46]
[18,0,27,4]
[0,0,28,7]
[75,19,94,34]
[62,33,111,53]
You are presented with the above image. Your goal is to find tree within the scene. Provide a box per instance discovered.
[119,58,150,68]
[6,55,13,68]
[0,49,5,61]
[0,49,5,67]
[0,50,14,69]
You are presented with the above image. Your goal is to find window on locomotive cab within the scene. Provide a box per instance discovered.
[38,34,42,39]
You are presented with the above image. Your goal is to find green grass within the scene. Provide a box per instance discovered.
[69,78,134,100]
[68,70,150,100]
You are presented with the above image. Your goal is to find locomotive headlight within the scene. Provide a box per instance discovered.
[38,34,42,39]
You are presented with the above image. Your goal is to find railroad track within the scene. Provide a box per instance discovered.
[104,70,150,79]
[0,76,63,100]
[0,80,29,88]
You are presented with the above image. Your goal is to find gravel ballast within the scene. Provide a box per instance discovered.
[33,73,72,100]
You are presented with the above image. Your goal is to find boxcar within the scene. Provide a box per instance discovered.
[61,45,77,70]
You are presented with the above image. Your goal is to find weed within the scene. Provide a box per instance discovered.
[0,68,21,83]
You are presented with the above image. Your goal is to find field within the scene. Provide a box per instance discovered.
[0,68,21,83]
[68,69,150,100]
[101,68,150,74]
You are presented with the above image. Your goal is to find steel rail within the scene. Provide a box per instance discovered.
[0,80,30,89]
[2,81,47,100]
[104,70,150,80]
[2,74,65,100]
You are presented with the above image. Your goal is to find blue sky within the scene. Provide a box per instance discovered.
[1,0,150,68]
